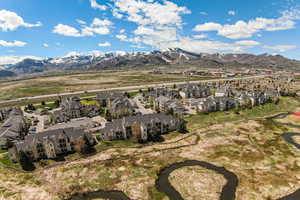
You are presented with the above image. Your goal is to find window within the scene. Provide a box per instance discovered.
[59,138,67,152]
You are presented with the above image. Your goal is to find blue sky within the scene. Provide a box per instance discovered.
[0,0,300,64]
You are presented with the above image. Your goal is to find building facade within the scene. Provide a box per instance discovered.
[8,127,96,162]
[53,96,100,123]
[98,113,184,142]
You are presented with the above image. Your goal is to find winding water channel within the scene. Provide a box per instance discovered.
[155,160,238,200]
[69,112,300,200]
[69,190,131,200]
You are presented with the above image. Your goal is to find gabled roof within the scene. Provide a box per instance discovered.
[99,113,178,133]
[0,108,27,143]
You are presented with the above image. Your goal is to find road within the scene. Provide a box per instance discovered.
[21,106,46,133]
[0,75,268,105]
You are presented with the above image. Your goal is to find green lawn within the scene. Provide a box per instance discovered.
[35,102,58,109]
[80,99,100,107]
[0,153,21,169]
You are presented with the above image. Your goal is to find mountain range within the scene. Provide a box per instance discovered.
[1,48,300,78]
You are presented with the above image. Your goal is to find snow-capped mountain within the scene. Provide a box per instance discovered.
[2,48,300,77]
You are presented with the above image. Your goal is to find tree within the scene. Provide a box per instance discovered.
[124,92,130,98]
[105,110,112,121]
[18,151,35,171]
[178,119,188,133]
[26,104,36,111]
[54,100,61,108]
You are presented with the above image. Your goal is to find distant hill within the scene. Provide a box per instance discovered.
[0,70,16,78]
[4,48,300,75]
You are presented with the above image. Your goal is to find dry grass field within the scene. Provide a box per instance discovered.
[0,70,216,100]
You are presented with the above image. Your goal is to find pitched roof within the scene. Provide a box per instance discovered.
[99,113,178,133]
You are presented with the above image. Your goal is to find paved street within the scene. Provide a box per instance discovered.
[133,95,154,115]
[21,106,46,133]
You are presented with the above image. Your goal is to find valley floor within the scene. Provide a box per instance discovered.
[0,70,217,102]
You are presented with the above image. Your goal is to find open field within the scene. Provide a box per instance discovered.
[0,70,217,101]
[1,97,300,199]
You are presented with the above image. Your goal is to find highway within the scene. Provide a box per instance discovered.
[0,75,267,105]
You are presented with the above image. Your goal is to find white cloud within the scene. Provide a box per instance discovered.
[0,9,42,31]
[0,55,42,65]
[82,26,110,35]
[263,45,296,52]
[156,37,252,53]
[112,0,190,27]
[111,0,192,50]
[200,11,208,16]
[116,34,127,41]
[235,40,260,46]
[92,18,113,26]
[53,24,82,37]
[76,19,87,25]
[64,50,104,57]
[120,29,126,33]
[90,0,107,11]
[53,18,112,37]
[110,0,257,54]
[43,43,49,47]
[65,51,81,57]
[194,22,222,32]
[194,9,300,39]
[0,40,27,47]
[133,26,178,48]
[228,10,236,16]
[98,42,111,47]
[193,34,208,39]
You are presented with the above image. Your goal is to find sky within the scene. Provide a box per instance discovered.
[0,0,300,64]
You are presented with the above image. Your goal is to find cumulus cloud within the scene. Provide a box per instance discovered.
[116,34,127,41]
[98,42,111,47]
[228,10,236,16]
[92,18,113,26]
[110,0,261,54]
[235,40,260,46]
[43,43,49,47]
[53,18,113,37]
[194,9,300,39]
[200,11,208,16]
[90,0,107,11]
[192,34,208,39]
[76,19,87,25]
[53,24,82,37]
[112,0,190,27]
[0,55,42,65]
[0,40,27,47]
[112,0,192,51]
[64,50,103,57]
[0,9,42,31]
[157,37,252,53]
[194,22,222,32]
[263,44,296,52]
